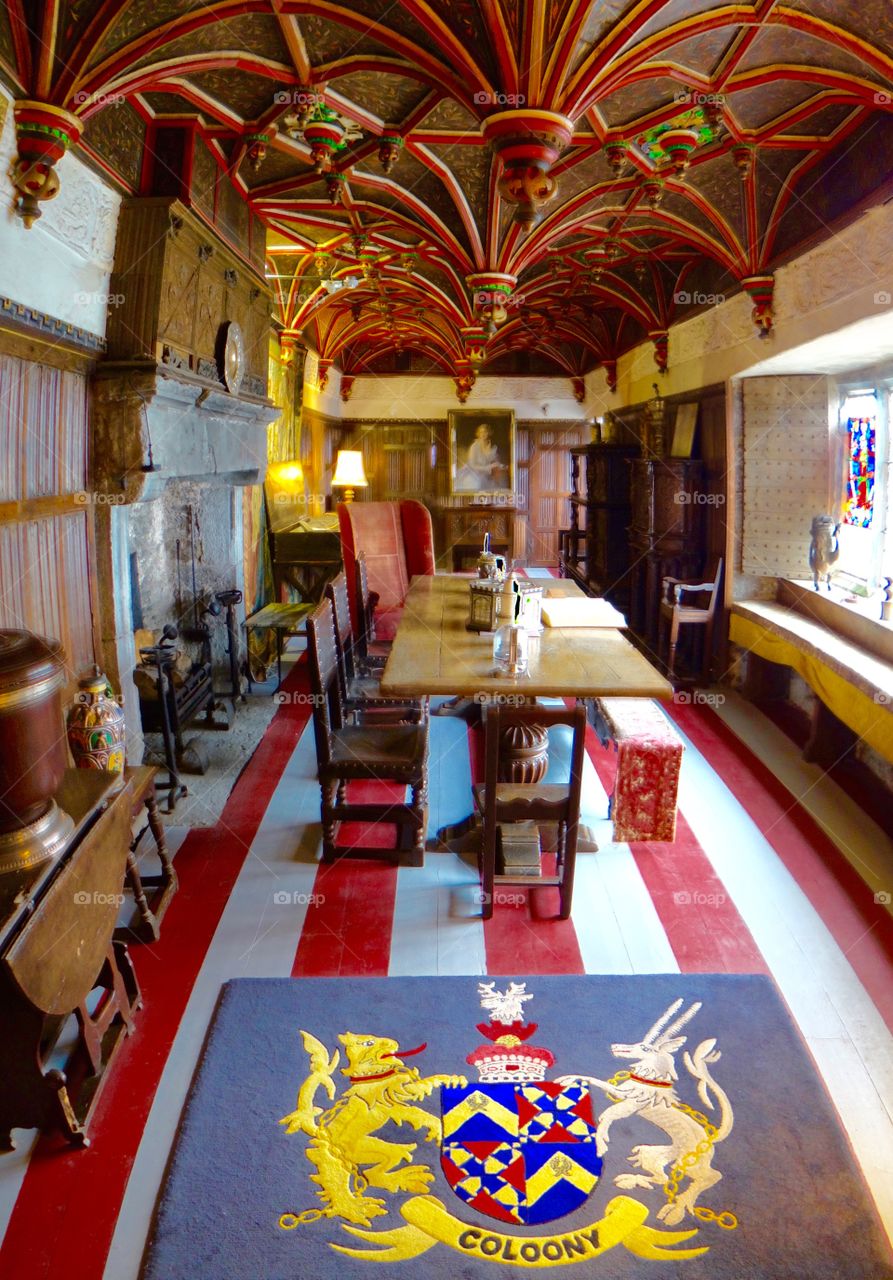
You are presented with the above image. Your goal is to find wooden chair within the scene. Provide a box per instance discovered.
[324,573,426,723]
[306,599,429,865]
[472,703,587,920]
[659,558,723,682]
[355,550,391,669]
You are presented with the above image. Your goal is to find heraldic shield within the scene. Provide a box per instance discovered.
[440,1080,602,1226]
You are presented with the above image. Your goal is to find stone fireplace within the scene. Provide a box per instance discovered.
[88,197,277,760]
[91,368,277,760]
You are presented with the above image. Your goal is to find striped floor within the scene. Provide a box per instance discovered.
[0,662,891,1279]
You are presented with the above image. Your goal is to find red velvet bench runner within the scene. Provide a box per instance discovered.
[592,698,683,842]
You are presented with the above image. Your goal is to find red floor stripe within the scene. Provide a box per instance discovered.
[667,702,893,1029]
[471,724,586,976]
[0,662,313,1280]
[585,721,767,975]
[291,854,398,977]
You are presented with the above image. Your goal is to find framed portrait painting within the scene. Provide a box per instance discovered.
[449,409,515,497]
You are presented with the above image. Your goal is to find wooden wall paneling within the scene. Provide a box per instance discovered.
[0,351,96,697]
[524,421,587,566]
[696,389,730,676]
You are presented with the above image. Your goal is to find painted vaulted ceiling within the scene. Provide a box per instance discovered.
[2,1,893,382]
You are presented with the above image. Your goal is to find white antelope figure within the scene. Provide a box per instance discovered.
[557,999,734,1226]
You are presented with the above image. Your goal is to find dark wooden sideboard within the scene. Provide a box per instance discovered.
[441,506,525,571]
[0,771,142,1149]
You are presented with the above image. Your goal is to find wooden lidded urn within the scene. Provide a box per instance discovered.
[0,630,74,871]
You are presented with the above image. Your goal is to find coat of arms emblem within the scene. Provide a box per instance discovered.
[278,980,735,1267]
[440,981,602,1225]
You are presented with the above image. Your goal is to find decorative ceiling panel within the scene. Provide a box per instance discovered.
[598,78,685,128]
[416,97,479,132]
[185,70,278,123]
[785,0,893,62]
[653,28,738,80]
[329,71,432,125]
[426,142,492,230]
[0,5,16,81]
[727,81,833,132]
[734,26,884,83]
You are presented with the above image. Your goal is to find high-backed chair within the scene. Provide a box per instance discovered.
[355,550,391,668]
[324,573,426,723]
[306,599,429,865]
[658,557,723,682]
[337,500,435,643]
[472,703,587,920]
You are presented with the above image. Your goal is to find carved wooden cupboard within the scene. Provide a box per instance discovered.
[627,458,705,643]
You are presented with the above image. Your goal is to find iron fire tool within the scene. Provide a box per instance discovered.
[214,588,246,705]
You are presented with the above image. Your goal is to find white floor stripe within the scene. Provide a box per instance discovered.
[103,725,323,1280]
[390,716,487,975]
[675,721,893,1243]
[571,750,680,975]
[0,1132,38,1250]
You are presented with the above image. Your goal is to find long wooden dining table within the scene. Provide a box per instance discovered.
[379,573,672,785]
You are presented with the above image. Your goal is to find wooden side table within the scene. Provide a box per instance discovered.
[121,766,178,943]
[244,602,314,688]
[0,771,142,1149]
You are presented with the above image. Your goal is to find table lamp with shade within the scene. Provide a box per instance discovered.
[332,449,368,503]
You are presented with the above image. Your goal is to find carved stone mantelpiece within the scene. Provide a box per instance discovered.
[92,368,280,505]
[105,197,270,398]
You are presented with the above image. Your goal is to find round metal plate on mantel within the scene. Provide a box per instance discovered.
[217,320,244,395]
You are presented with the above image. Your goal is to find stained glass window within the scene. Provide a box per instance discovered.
[843,393,877,528]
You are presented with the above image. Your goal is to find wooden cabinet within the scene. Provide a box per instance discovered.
[0,771,141,1149]
[627,458,705,642]
[560,442,639,608]
[442,506,524,571]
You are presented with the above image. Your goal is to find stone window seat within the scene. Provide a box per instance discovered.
[729,597,893,765]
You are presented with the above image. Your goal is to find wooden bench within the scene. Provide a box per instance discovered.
[591,698,684,842]
[730,598,893,768]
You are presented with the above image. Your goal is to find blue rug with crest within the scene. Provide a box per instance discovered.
[141,974,893,1280]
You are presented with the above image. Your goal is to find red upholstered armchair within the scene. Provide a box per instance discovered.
[337,501,435,641]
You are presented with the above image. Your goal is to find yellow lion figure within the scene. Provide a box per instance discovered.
[280,1030,467,1227]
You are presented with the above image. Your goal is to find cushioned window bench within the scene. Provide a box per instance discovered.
[730,582,893,769]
